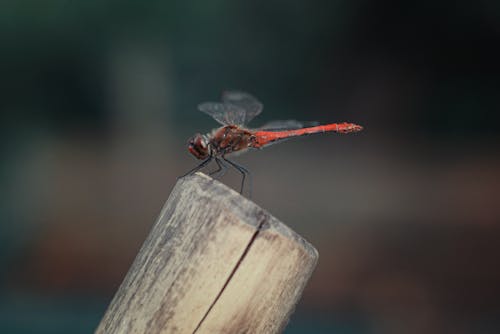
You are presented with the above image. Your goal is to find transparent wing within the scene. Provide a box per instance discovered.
[221,91,263,125]
[257,120,319,131]
[198,102,247,126]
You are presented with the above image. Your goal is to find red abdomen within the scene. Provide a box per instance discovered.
[252,122,363,148]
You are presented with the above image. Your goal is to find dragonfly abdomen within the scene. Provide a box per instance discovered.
[252,122,363,148]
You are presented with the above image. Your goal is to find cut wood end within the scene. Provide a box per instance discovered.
[182,172,319,260]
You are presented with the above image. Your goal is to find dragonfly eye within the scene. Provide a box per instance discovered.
[188,134,209,159]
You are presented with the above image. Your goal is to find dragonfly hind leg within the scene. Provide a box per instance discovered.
[209,158,228,179]
[223,157,252,198]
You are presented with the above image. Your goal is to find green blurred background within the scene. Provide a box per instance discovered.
[1,0,499,333]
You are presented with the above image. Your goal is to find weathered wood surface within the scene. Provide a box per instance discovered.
[96,172,318,334]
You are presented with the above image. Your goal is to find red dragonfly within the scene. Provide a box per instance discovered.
[184,91,363,197]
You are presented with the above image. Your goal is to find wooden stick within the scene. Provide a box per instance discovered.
[96,172,318,334]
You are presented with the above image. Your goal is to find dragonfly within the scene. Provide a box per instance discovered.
[183,91,363,197]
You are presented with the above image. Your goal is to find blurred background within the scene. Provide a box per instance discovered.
[1,0,499,333]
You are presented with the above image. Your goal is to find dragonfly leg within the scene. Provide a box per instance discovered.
[179,157,212,178]
[209,157,228,179]
[223,157,252,198]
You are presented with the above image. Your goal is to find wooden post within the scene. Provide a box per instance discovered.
[96,172,318,334]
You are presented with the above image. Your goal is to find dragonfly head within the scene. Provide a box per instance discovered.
[188,134,210,159]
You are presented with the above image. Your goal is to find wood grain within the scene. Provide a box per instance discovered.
[96,172,318,334]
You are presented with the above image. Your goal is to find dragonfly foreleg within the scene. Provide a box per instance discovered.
[180,157,213,178]
[223,157,252,198]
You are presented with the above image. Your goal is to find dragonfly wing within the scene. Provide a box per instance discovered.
[198,102,247,126]
[221,91,263,125]
[258,120,319,131]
